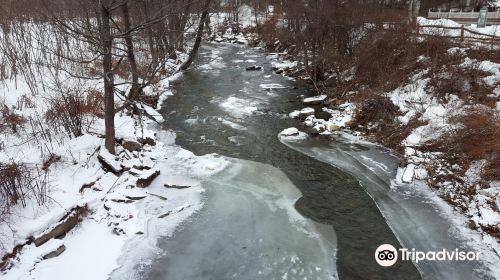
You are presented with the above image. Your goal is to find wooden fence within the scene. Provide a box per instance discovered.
[417,24,500,47]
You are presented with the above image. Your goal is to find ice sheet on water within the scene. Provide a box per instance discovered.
[132,158,338,280]
[280,133,500,279]
[218,117,247,131]
[218,96,260,118]
[259,83,286,89]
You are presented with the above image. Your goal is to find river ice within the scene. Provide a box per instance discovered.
[281,133,500,280]
[136,158,338,280]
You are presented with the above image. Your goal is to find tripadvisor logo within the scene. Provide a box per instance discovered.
[375,244,398,267]
[375,244,480,267]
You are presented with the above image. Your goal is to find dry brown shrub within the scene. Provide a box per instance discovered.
[354,26,419,93]
[426,106,500,182]
[451,107,499,162]
[354,31,460,95]
[349,94,415,152]
[42,153,61,172]
[138,94,159,108]
[0,162,47,220]
[113,58,129,80]
[417,36,457,69]
[0,103,27,133]
[86,90,104,118]
[466,48,500,64]
[45,91,102,138]
[417,37,498,108]
[484,156,500,181]
[427,60,496,107]
[481,224,500,239]
[350,94,401,129]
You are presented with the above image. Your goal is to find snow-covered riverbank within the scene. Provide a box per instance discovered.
[0,63,233,279]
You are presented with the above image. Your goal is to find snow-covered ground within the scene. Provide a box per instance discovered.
[418,17,500,37]
[2,125,230,279]
[0,48,233,279]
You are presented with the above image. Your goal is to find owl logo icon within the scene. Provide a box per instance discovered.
[375,244,398,267]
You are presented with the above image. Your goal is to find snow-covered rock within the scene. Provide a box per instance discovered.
[271,60,297,70]
[402,164,416,183]
[326,124,341,132]
[299,107,315,117]
[134,168,160,188]
[280,127,300,136]
[98,148,123,174]
[303,95,327,105]
[289,110,301,118]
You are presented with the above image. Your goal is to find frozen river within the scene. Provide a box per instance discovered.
[135,43,499,279]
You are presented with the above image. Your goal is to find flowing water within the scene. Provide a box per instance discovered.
[138,43,497,279]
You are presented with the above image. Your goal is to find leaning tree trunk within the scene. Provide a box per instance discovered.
[179,0,212,71]
[100,3,115,154]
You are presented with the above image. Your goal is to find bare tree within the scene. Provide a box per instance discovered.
[33,0,201,153]
[180,0,212,71]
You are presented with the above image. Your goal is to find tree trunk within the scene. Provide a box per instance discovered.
[180,0,212,71]
[178,1,193,48]
[413,0,421,22]
[408,0,420,24]
[122,2,140,100]
[143,1,158,67]
[100,3,115,154]
[408,0,414,23]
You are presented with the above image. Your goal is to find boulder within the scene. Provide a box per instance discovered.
[122,140,142,152]
[326,124,341,132]
[307,125,325,135]
[315,110,332,121]
[98,148,123,174]
[246,65,263,71]
[302,95,327,106]
[306,127,320,136]
[138,137,156,146]
[136,168,160,188]
[298,108,315,118]
[34,206,87,247]
[279,127,300,136]
[289,110,301,119]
